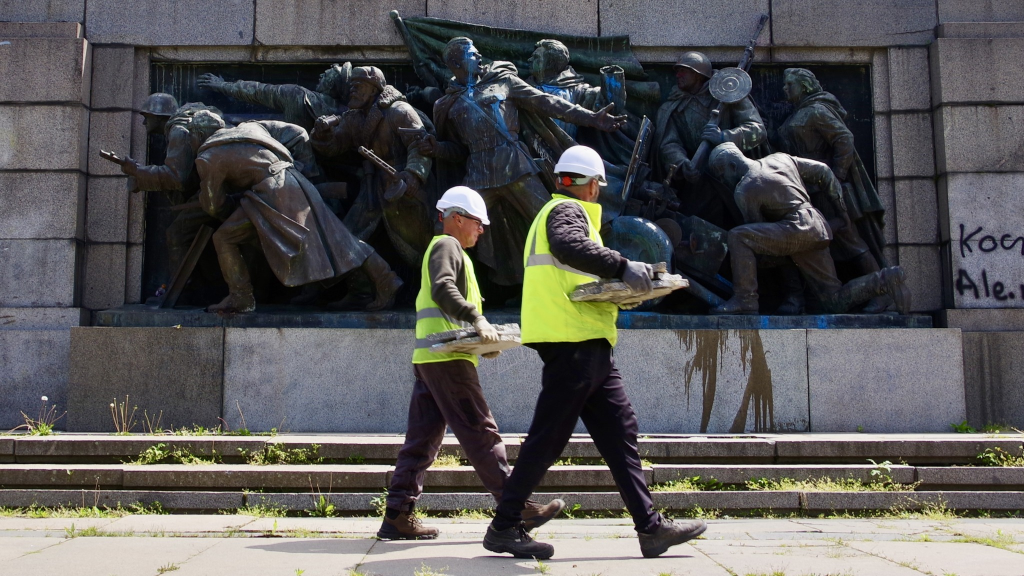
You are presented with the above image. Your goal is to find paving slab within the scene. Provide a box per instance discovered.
[2,536,220,576]
[847,540,1024,576]
[103,514,255,534]
[0,489,243,511]
[692,538,925,576]
[0,535,66,562]
[172,537,373,576]
[0,517,118,532]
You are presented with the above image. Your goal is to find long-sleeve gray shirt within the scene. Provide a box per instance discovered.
[428,235,482,324]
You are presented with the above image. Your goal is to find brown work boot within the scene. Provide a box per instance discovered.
[377,507,438,540]
[711,296,758,315]
[361,253,403,312]
[206,291,255,314]
[522,498,565,531]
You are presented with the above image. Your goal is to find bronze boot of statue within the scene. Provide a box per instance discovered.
[775,265,805,315]
[853,252,894,314]
[362,252,403,311]
[712,240,759,315]
[208,245,256,314]
[819,266,909,316]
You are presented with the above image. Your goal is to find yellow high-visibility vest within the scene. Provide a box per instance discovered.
[412,235,483,366]
[521,194,617,347]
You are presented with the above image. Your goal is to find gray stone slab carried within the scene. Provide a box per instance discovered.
[651,464,917,485]
[962,332,1024,428]
[121,464,390,490]
[773,0,936,47]
[807,330,964,432]
[84,0,253,45]
[944,173,1024,309]
[0,464,123,487]
[67,327,224,432]
[0,38,89,104]
[936,105,1024,174]
[600,0,770,47]
[774,435,1024,464]
[916,466,1024,489]
[0,488,243,510]
[427,0,597,37]
[932,39,1024,105]
[0,105,87,170]
[0,329,71,430]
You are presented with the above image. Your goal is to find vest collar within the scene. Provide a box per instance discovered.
[552,193,603,227]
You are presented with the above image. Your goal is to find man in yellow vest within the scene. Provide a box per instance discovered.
[482,146,708,559]
[379,186,564,540]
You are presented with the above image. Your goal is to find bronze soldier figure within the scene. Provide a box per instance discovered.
[525,39,618,140]
[777,68,890,313]
[415,37,626,285]
[310,66,434,270]
[197,63,352,132]
[191,111,402,314]
[653,52,767,230]
[707,143,909,316]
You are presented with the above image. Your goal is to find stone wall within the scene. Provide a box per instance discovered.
[2,0,1022,430]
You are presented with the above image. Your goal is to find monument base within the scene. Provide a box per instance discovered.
[60,308,963,435]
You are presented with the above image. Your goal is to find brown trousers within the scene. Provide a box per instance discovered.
[387,360,510,512]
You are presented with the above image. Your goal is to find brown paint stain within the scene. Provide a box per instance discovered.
[677,330,775,433]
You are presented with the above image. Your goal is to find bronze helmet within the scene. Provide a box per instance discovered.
[672,52,713,79]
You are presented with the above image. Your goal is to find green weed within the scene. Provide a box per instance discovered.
[10,396,65,436]
[976,446,1024,467]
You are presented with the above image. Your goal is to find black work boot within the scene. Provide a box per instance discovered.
[522,498,565,531]
[638,517,707,558]
[483,522,554,559]
[377,507,438,540]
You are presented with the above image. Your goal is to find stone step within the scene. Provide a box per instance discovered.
[1,488,1021,514]
[3,433,1022,465]
[2,463,1022,491]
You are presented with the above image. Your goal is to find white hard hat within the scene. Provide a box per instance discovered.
[436,186,490,225]
[553,145,607,186]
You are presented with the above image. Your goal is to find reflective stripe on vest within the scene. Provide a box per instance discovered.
[412,235,483,366]
[521,195,618,347]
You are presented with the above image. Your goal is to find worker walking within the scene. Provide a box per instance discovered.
[379,186,564,540]
[482,146,707,559]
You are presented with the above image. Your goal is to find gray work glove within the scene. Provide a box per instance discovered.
[473,316,499,344]
[481,350,502,360]
[622,260,654,294]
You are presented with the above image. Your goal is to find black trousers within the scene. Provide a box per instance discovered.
[388,360,510,512]
[493,339,661,534]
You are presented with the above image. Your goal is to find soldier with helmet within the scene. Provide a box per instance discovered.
[138,92,178,137]
[310,66,435,277]
[379,186,564,541]
[653,51,767,230]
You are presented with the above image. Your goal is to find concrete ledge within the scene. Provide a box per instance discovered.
[121,464,391,490]
[0,23,82,38]
[0,437,13,463]
[14,436,218,463]
[639,438,776,463]
[0,489,243,511]
[0,465,123,487]
[421,465,652,489]
[803,491,1024,512]
[651,464,917,485]
[247,492,391,512]
[654,491,802,512]
[916,466,1024,489]
[0,308,87,330]
[774,436,1024,464]
[938,23,1024,39]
